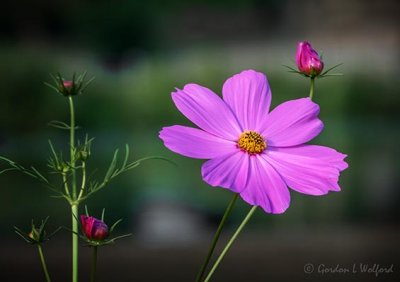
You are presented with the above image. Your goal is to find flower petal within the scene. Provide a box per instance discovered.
[92,221,109,240]
[172,84,242,140]
[159,125,237,159]
[275,145,348,171]
[263,145,348,196]
[201,150,250,193]
[239,155,290,214]
[222,70,271,131]
[80,215,94,238]
[261,98,323,147]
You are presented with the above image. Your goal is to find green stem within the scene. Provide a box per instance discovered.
[68,96,78,282]
[68,96,77,199]
[71,204,79,282]
[195,193,238,282]
[90,246,98,282]
[309,77,315,100]
[38,244,51,282]
[204,205,257,282]
[62,172,71,197]
[77,161,86,201]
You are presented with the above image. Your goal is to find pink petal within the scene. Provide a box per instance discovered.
[222,70,271,131]
[172,84,242,140]
[261,98,323,147]
[295,42,305,69]
[80,215,94,238]
[275,145,348,171]
[263,145,348,196]
[201,150,250,193]
[239,155,290,214]
[159,125,237,159]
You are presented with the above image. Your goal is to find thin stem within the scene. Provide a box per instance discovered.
[62,172,71,197]
[68,96,79,282]
[309,77,315,100]
[204,205,258,282]
[37,244,51,282]
[68,96,77,199]
[195,193,239,282]
[77,161,86,201]
[90,246,98,282]
[71,204,79,282]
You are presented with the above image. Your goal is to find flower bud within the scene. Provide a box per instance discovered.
[61,80,75,96]
[46,72,93,97]
[63,80,73,89]
[296,41,324,77]
[80,215,109,241]
[55,162,70,173]
[14,217,59,245]
[75,150,89,162]
[28,228,40,241]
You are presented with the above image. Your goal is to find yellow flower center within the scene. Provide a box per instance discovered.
[237,131,266,154]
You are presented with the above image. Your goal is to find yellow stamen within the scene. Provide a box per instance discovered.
[237,131,266,154]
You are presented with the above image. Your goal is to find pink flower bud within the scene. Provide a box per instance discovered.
[63,80,73,89]
[80,215,109,241]
[296,41,324,77]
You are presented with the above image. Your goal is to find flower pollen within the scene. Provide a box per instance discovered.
[238,131,266,154]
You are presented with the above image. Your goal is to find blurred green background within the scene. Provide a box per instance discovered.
[1,0,399,281]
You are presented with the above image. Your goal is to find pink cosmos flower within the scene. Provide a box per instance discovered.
[296,41,324,77]
[159,70,347,214]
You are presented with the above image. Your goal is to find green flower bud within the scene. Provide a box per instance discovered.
[14,217,60,245]
[75,150,89,162]
[28,228,40,241]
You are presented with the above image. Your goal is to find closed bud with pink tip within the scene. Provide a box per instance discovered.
[296,41,324,77]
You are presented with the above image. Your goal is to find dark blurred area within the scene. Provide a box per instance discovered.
[1,0,399,281]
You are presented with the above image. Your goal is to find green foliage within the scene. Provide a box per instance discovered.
[80,145,170,201]
[283,63,343,78]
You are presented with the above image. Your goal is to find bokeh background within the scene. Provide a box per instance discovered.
[1,0,399,281]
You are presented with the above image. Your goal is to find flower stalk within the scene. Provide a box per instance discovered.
[309,77,315,100]
[195,193,238,282]
[68,96,79,282]
[69,96,77,199]
[204,205,258,282]
[71,204,79,282]
[90,246,98,282]
[37,244,51,282]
